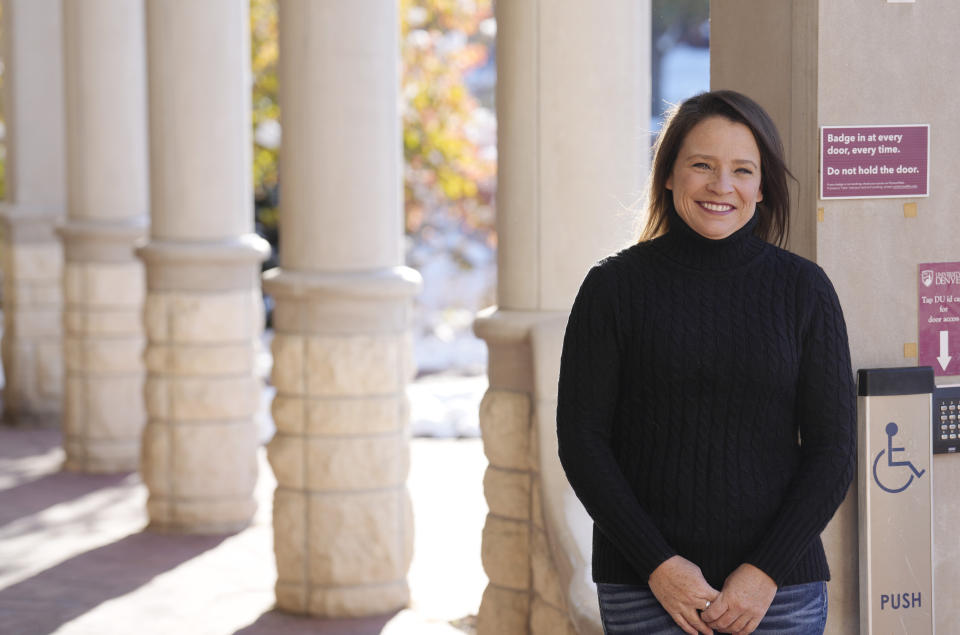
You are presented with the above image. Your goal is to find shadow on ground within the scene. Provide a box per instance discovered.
[234,609,398,634]
[0,470,136,532]
[0,531,226,635]
[0,425,60,462]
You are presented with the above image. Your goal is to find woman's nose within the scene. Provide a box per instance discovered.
[707,171,734,194]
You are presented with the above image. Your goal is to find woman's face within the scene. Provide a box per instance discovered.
[666,116,763,240]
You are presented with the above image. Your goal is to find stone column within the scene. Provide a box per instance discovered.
[138,0,269,533]
[474,1,649,633]
[0,0,66,426]
[58,0,148,473]
[263,0,420,617]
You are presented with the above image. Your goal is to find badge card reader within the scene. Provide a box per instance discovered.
[932,384,960,454]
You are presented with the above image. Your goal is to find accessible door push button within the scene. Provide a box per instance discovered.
[873,421,926,493]
[857,367,934,635]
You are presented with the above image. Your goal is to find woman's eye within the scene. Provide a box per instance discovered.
[736,168,754,175]
[692,162,710,169]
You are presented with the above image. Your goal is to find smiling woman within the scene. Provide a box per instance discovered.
[557,90,856,635]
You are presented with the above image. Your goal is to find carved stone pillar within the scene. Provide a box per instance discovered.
[265,0,420,616]
[59,0,148,472]
[138,0,269,532]
[0,0,67,426]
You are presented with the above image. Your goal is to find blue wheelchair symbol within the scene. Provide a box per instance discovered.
[873,422,925,494]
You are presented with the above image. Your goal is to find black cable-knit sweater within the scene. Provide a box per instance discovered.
[556,210,856,590]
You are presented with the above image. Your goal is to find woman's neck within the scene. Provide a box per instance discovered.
[652,207,766,271]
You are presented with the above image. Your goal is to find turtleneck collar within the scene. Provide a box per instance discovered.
[651,206,767,272]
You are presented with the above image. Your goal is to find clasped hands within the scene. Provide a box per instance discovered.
[648,556,777,635]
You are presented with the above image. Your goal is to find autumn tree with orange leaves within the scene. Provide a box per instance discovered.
[250,0,496,248]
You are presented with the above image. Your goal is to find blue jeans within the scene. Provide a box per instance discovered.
[597,580,827,634]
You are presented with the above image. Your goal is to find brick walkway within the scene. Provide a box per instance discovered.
[0,426,487,635]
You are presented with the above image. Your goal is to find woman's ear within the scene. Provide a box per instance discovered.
[666,175,673,191]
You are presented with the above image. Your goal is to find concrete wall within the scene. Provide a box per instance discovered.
[818,3,960,631]
[712,1,960,632]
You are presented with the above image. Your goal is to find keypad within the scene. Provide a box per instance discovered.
[933,391,960,454]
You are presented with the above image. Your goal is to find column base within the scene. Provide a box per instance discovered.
[2,411,61,428]
[137,235,269,533]
[145,487,258,535]
[62,438,140,474]
[60,218,147,474]
[0,208,64,426]
[265,266,420,618]
[144,516,254,536]
[477,585,531,635]
[474,308,582,635]
[275,580,410,618]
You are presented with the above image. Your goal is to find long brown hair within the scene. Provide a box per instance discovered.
[639,90,792,246]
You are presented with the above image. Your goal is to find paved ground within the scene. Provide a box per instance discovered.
[0,425,488,635]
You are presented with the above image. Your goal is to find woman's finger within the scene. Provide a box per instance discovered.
[733,616,761,635]
[686,609,716,635]
[707,613,738,631]
[671,612,698,635]
[701,592,732,623]
[725,612,752,634]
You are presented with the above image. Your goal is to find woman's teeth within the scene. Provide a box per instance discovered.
[700,202,733,212]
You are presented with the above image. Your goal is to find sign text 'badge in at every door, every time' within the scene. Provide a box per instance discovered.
[821,125,929,199]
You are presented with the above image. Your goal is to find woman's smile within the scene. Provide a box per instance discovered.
[699,201,736,214]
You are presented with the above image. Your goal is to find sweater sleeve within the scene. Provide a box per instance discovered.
[556,263,678,580]
[746,265,857,585]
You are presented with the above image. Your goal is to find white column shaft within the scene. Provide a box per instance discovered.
[1,0,66,208]
[63,0,149,222]
[144,0,252,241]
[277,0,402,272]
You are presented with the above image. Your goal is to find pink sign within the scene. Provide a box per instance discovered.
[918,262,960,376]
[821,125,929,199]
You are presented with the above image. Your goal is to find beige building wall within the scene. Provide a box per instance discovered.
[712,1,960,632]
